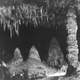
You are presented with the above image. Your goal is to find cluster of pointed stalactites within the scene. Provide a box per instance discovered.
[0,0,79,38]
[0,3,48,38]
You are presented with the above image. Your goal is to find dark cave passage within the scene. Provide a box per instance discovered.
[0,24,68,63]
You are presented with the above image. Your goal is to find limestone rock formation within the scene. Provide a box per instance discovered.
[28,46,41,62]
[11,48,23,65]
[47,38,65,69]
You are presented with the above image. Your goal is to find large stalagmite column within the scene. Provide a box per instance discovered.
[66,8,79,68]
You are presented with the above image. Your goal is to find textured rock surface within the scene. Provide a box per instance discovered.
[10,48,23,65]
[28,46,41,62]
[0,0,80,80]
[47,37,65,69]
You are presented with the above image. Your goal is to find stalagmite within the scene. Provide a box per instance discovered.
[11,48,23,65]
[47,38,65,69]
[28,45,41,62]
[28,46,68,79]
[5,48,24,77]
[66,8,79,68]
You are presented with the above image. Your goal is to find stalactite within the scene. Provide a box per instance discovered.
[66,8,79,68]
[0,3,48,38]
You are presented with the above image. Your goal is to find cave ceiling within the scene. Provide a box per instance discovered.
[0,0,79,37]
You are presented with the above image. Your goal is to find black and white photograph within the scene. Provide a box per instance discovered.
[0,0,80,80]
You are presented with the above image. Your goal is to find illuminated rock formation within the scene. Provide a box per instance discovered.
[11,48,23,65]
[4,46,67,79]
[0,3,48,37]
[47,38,65,69]
[66,8,79,68]
[5,48,23,77]
[28,45,41,62]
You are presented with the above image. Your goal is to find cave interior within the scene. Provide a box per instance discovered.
[0,22,68,64]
